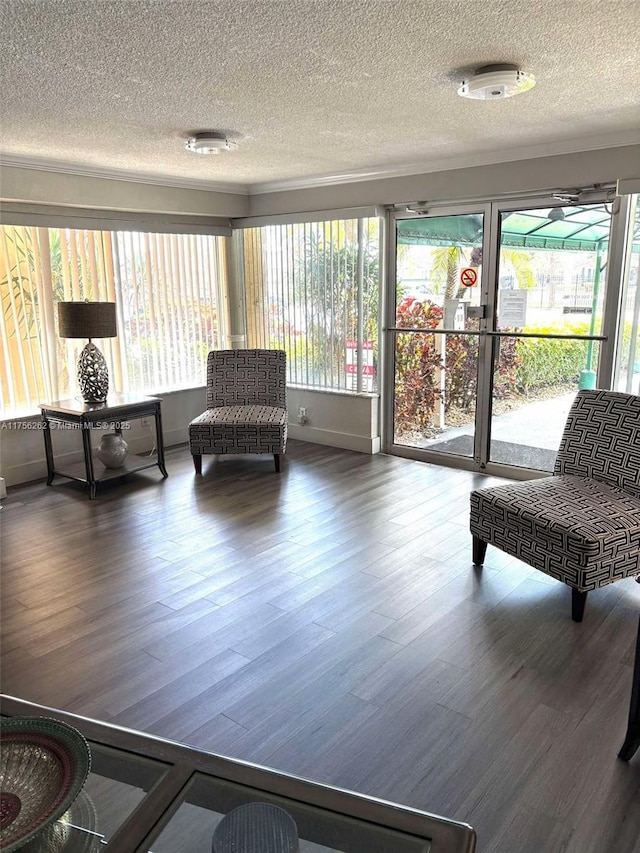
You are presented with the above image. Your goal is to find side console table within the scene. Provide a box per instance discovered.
[39,393,168,499]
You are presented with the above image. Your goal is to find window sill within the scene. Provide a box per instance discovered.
[0,385,208,425]
[287,385,380,400]
[1,384,381,423]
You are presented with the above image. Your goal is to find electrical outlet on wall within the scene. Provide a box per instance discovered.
[297,406,308,425]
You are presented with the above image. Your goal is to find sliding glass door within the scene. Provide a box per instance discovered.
[389,206,488,462]
[487,200,612,471]
[386,192,630,476]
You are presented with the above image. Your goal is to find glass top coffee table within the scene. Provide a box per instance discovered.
[1,695,476,853]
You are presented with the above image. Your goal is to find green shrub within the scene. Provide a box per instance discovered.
[444,331,520,409]
[515,322,594,392]
[393,311,607,435]
[394,297,443,431]
[443,332,477,410]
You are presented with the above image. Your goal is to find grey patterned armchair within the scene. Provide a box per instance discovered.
[189,349,287,474]
[470,389,640,621]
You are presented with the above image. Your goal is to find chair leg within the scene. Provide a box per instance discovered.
[472,536,487,566]
[192,454,202,475]
[618,616,640,761]
[274,454,281,473]
[571,588,588,622]
[618,726,640,761]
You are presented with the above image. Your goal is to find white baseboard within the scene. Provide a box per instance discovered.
[3,459,49,488]
[3,434,182,488]
[288,423,380,454]
[163,427,188,448]
[3,425,379,486]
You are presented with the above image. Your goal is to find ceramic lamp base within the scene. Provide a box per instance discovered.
[78,342,109,403]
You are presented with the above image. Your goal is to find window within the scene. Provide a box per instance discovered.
[241,216,380,392]
[0,225,226,417]
[614,195,640,394]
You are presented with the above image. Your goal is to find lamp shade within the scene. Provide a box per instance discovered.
[58,301,117,339]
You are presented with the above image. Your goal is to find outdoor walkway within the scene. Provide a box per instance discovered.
[427,391,577,470]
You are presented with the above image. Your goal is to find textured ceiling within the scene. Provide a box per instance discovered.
[1,0,639,192]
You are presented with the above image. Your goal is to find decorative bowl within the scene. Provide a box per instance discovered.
[0,716,91,852]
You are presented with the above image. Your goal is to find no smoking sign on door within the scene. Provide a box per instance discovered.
[460,267,478,288]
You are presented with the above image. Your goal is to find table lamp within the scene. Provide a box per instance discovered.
[58,301,117,403]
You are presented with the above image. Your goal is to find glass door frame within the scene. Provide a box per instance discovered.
[383,200,493,474]
[383,190,630,479]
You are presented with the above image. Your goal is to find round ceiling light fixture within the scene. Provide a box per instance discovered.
[548,207,566,221]
[185,132,238,154]
[458,64,536,100]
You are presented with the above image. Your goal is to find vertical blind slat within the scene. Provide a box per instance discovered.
[32,228,58,401]
[23,228,44,401]
[1,228,31,403]
[241,216,380,392]
[0,228,22,409]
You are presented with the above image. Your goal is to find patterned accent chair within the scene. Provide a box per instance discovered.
[470,389,640,622]
[189,349,287,474]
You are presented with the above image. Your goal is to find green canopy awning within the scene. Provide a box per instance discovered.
[397,205,621,252]
[397,214,482,247]
[500,206,611,250]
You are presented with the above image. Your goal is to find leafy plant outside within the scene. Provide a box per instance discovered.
[394,297,444,430]
[514,322,593,393]
[393,308,602,435]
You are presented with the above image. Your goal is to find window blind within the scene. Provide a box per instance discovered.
[0,225,226,417]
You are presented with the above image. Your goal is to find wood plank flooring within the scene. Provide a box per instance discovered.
[2,440,639,852]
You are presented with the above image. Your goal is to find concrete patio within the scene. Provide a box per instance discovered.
[425,390,578,471]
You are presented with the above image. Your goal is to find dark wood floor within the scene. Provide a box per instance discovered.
[2,440,639,852]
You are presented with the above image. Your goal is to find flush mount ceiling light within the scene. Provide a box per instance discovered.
[458,64,536,100]
[184,132,238,154]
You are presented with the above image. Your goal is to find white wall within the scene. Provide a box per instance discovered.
[0,388,380,487]
[287,388,380,454]
[248,145,640,215]
[0,164,249,218]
